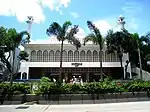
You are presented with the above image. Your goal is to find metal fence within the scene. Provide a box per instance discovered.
[1,92,150,105]
[37,92,150,104]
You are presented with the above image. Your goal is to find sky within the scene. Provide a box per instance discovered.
[0,0,150,44]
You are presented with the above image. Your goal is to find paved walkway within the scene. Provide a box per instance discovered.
[0,101,150,112]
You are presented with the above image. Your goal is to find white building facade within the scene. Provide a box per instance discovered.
[19,43,132,82]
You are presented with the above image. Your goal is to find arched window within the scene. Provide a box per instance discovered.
[55,50,60,62]
[43,50,48,62]
[68,50,73,62]
[31,50,36,62]
[80,50,85,62]
[93,50,98,62]
[74,50,79,62]
[99,51,104,62]
[111,53,116,62]
[87,50,92,62]
[37,50,42,62]
[105,51,111,62]
[116,54,120,62]
[49,50,54,62]
[62,50,67,62]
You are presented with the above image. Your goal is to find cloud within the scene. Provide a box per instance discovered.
[0,0,71,24]
[93,20,112,36]
[70,12,80,18]
[30,27,88,44]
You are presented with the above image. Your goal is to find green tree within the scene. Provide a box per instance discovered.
[0,26,30,82]
[129,33,150,79]
[106,29,130,79]
[83,21,105,80]
[46,21,81,82]
[18,51,29,61]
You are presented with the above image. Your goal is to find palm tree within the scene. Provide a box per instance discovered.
[129,33,149,80]
[106,30,129,79]
[83,21,105,80]
[8,30,30,84]
[46,21,81,82]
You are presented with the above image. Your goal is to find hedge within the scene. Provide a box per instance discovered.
[0,80,150,95]
[38,80,150,94]
[0,83,31,95]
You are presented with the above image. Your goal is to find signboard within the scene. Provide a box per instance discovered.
[71,63,82,67]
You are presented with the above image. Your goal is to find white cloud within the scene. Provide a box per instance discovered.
[0,0,71,23]
[30,27,87,44]
[70,12,80,18]
[93,20,112,36]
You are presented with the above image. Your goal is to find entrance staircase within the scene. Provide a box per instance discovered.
[132,67,150,81]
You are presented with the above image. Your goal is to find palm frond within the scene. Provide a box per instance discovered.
[87,21,101,38]
[62,21,72,35]
[66,25,79,41]
[65,25,81,49]
[83,33,97,45]
[46,22,62,41]
[18,31,30,46]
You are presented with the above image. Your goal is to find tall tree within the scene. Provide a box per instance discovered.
[83,21,105,80]
[106,29,130,79]
[0,26,30,82]
[46,21,81,82]
[129,33,150,79]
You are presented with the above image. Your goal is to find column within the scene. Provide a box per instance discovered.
[26,67,29,80]
[128,63,132,79]
[64,73,68,83]
[20,73,23,80]
[86,73,89,82]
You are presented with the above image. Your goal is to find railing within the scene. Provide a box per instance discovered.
[1,92,150,105]
[132,67,150,81]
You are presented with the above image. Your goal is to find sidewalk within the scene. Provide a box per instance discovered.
[0,101,150,112]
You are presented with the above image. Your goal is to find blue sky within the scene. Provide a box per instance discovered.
[0,0,150,43]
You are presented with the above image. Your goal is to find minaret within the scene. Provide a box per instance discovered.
[26,16,34,36]
[118,15,126,31]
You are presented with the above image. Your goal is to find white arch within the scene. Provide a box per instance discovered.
[55,50,60,62]
[80,50,85,62]
[74,50,79,62]
[68,50,73,62]
[87,50,92,62]
[37,50,42,62]
[49,50,54,62]
[43,50,48,62]
[31,50,36,62]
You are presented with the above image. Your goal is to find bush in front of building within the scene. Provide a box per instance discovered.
[0,83,31,95]
[38,80,150,95]
[1,80,150,95]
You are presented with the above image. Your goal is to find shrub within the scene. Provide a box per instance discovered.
[1,80,150,95]
[0,83,30,95]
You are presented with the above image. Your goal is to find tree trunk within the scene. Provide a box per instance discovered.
[137,42,142,80]
[119,54,124,80]
[10,49,15,85]
[59,40,64,82]
[99,46,103,81]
